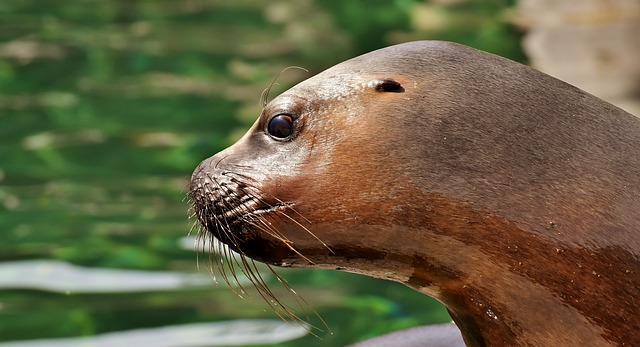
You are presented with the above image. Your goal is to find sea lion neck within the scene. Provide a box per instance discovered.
[291,190,637,346]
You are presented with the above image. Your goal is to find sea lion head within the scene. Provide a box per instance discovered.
[189,40,549,272]
[188,42,452,270]
[190,39,639,275]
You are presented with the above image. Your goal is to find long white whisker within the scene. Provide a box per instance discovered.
[188,166,331,334]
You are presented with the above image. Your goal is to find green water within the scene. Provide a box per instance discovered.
[0,1,522,345]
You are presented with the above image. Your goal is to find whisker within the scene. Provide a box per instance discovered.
[190,167,331,334]
[265,264,331,335]
[271,209,332,255]
[229,176,332,254]
[248,217,314,264]
[261,66,309,107]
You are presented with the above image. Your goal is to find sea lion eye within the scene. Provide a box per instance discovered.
[267,114,294,139]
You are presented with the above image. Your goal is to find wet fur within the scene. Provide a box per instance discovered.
[190,41,640,346]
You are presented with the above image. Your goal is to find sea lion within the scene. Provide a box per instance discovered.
[189,41,640,346]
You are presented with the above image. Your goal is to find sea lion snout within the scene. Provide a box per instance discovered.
[189,156,245,244]
[189,145,303,264]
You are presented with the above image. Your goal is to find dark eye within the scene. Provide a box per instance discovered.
[267,114,294,139]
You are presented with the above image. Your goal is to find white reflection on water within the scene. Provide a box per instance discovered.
[0,259,253,293]
[178,236,233,257]
[178,235,212,252]
[0,319,308,347]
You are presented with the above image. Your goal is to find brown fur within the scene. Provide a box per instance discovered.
[190,41,640,346]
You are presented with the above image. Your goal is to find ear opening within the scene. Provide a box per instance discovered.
[374,79,405,93]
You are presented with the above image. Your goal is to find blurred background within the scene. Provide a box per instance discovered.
[0,0,638,346]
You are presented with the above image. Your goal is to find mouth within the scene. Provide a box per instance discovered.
[197,201,300,264]
[194,196,291,250]
[188,166,301,263]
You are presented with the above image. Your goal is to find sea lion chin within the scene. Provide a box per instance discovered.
[189,41,640,346]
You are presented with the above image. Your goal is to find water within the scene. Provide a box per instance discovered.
[1,1,522,345]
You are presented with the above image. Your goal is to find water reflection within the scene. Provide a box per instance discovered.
[0,259,249,293]
[1,1,473,344]
[0,319,308,347]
